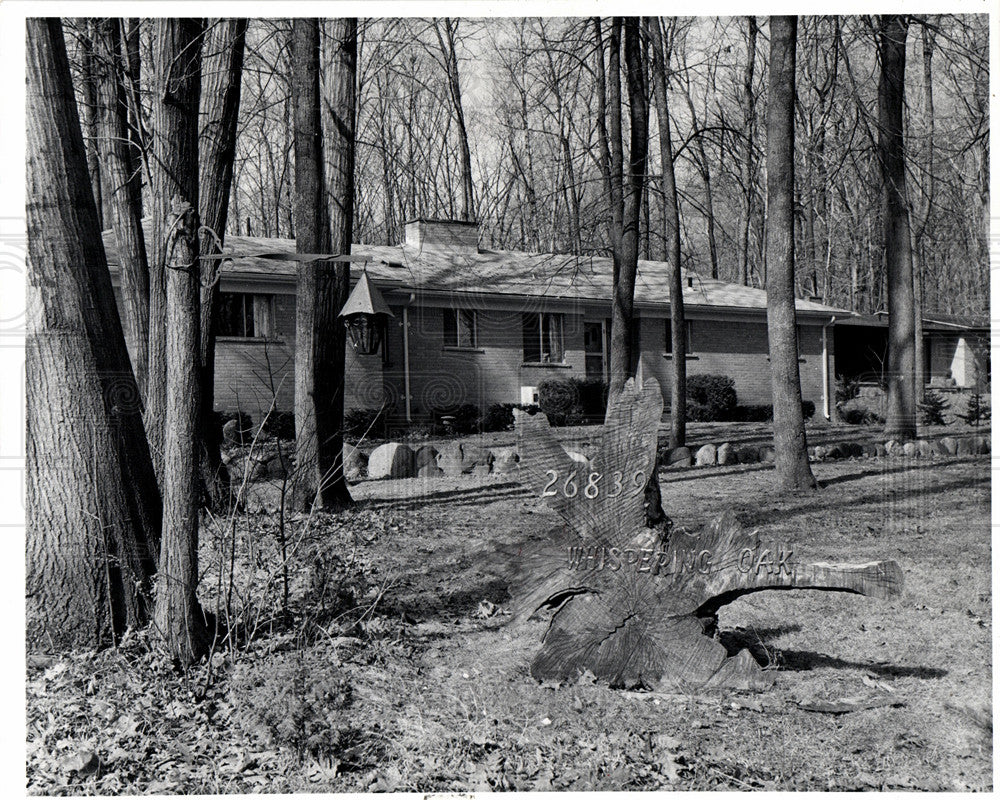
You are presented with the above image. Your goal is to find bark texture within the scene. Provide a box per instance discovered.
[148,19,209,664]
[91,17,150,394]
[879,15,917,440]
[198,18,247,508]
[26,18,160,651]
[765,16,817,491]
[292,19,353,511]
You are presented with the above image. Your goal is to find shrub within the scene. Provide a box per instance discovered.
[685,400,714,422]
[837,397,884,425]
[918,390,949,426]
[430,403,480,435]
[835,374,860,405]
[538,379,584,427]
[685,375,738,421]
[262,410,296,441]
[344,407,388,439]
[960,390,991,427]
[482,403,516,432]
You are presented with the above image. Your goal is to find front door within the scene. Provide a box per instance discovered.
[584,321,605,382]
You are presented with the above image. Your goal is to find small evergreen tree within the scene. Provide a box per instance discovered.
[960,388,990,427]
[918,390,948,426]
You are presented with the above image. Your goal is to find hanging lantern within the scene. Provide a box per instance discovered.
[339,268,395,355]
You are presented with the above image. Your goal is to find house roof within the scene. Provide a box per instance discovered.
[837,310,991,333]
[102,225,850,319]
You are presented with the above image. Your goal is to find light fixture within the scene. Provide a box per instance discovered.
[339,268,394,355]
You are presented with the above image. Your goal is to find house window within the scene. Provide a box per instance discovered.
[443,308,477,348]
[215,292,274,338]
[664,319,693,354]
[523,312,565,363]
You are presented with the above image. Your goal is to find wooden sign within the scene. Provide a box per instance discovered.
[509,378,903,690]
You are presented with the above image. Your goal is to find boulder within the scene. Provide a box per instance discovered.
[223,418,247,446]
[471,463,492,478]
[462,443,494,468]
[825,444,844,460]
[860,442,878,458]
[417,463,444,479]
[884,439,901,456]
[367,442,416,479]
[759,446,776,464]
[666,447,693,468]
[694,444,717,467]
[902,441,918,458]
[916,440,936,459]
[812,444,829,460]
[716,443,736,465]
[955,436,975,456]
[490,446,519,474]
[343,444,368,482]
[939,436,958,455]
[414,445,439,468]
[975,435,991,455]
[438,442,473,476]
[843,442,865,458]
[874,443,887,458]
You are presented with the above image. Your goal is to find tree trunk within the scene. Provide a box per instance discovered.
[649,18,685,450]
[764,16,816,492]
[319,17,357,509]
[149,19,209,665]
[77,26,107,230]
[738,17,758,287]
[26,18,160,651]
[292,19,353,512]
[198,17,247,509]
[879,15,917,440]
[90,18,150,395]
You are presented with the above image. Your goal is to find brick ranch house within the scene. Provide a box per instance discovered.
[107,218,857,423]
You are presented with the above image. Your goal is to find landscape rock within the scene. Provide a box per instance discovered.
[917,440,936,458]
[414,445,439,468]
[902,441,918,458]
[812,445,828,460]
[939,436,958,455]
[843,442,865,458]
[716,443,736,465]
[666,446,693,468]
[975,435,990,455]
[825,444,844,460]
[367,442,416,479]
[462,443,494,468]
[759,447,776,464]
[874,443,887,458]
[471,463,492,478]
[884,440,901,456]
[695,444,717,466]
[417,464,444,479]
[438,442,474,476]
[223,418,248,446]
[490,446,519,474]
[343,444,368,482]
[955,436,975,456]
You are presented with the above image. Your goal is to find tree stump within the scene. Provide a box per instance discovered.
[508,378,903,689]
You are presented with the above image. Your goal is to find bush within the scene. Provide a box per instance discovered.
[262,410,296,441]
[918,390,949,426]
[344,407,388,439]
[685,375,738,421]
[837,397,884,425]
[481,403,516,432]
[960,390,991,427]
[538,379,584,427]
[429,403,480,435]
[835,374,860,405]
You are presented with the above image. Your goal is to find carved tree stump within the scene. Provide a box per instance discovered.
[508,378,903,689]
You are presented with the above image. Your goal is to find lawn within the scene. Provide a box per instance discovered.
[26,442,992,792]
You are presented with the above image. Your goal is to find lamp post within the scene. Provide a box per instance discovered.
[338,268,395,355]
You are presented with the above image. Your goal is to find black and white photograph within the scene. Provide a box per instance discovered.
[12,2,994,793]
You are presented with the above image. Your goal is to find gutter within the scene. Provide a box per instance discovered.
[822,315,836,420]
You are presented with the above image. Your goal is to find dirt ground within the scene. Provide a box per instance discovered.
[26,444,992,793]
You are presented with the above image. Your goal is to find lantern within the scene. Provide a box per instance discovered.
[339,268,395,355]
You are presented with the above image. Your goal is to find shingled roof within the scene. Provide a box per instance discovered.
[103,225,850,319]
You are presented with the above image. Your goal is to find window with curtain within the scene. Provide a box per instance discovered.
[214,292,274,338]
[522,312,564,363]
[443,308,477,348]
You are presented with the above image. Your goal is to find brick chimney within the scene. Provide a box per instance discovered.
[403,218,479,253]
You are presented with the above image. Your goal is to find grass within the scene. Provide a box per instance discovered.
[26,448,992,793]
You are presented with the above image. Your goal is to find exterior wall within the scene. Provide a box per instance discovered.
[638,314,829,409]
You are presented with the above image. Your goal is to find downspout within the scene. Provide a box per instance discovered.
[822,315,836,420]
[402,293,414,423]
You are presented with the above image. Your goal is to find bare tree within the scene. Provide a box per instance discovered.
[765,16,816,491]
[648,17,686,449]
[878,15,917,440]
[292,18,353,511]
[432,18,476,222]
[149,18,210,664]
[26,18,160,650]
[90,17,150,393]
[198,18,248,508]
